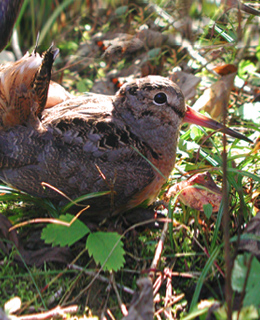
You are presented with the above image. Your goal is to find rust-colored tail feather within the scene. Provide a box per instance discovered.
[0,45,59,130]
[33,46,59,117]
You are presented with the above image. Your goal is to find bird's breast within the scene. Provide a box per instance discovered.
[125,151,176,210]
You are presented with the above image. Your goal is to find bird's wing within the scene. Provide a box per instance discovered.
[42,93,115,123]
[0,96,155,212]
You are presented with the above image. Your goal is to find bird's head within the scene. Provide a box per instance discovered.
[115,76,252,144]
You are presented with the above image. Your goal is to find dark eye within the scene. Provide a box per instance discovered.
[154,92,167,105]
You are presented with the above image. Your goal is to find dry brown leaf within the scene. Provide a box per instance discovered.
[239,211,260,259]
[169,71,201,100]
[0,214,72,267]
[101,35,144,58]
[99,29,167,60]
[46,81,73,109]
[136,29,168,48]
[192,72,236,119]
[165,172,222,212]
[213,64,237,76]
[121,278,154,320]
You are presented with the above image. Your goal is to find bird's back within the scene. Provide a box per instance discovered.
[0,93,155,216]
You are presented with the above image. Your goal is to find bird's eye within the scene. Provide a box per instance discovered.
[154,92,167,105]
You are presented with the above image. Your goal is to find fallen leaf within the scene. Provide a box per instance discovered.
[0,214,72,267]
[169,71,201,100]
[121,278,154,320]
[165,172,222,212]
[213,64,237,76]
[239,211,260,259]
[46,81,73,109]
[192,72,236,119]
[136,29,168,48]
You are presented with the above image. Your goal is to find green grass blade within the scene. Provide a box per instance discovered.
[189,246,220,311]
[38,0,75,45]
[227,168,260,183]
[61,190,111,213]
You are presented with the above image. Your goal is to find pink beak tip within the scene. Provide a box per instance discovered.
[183,106,253,144]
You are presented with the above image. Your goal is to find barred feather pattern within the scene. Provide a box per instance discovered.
[0,45,59,129]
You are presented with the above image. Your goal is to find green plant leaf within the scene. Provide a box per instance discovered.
[61,190,110,213]
[86,232,125,271]
[238,60,257,80]
[203,203,213,219]
[38,0,75,46]
[214,304,259,320]
[232,253,260,307]
[190,246,220,311]
[115,5,128,15]
[190,126,204,141]
[41,214,90,247]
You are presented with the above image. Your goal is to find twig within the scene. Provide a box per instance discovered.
[100,275,112,320]
[237,254,254,320]
[15,305,79,320]
[9,206,88,232]
[110,272,128,317]
[52,56,96,75]
[70,218,164,303]
[149,221,169,280]
[106,308,116,320]
[154,293,185,316]
[164,268,173,320]
[222,83,233,320]
[69,264,134,295]
[153,273,163,296]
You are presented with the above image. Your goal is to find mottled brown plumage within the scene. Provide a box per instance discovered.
[0,45,59,130]
[0,76,184,215]
[0,76,251,218]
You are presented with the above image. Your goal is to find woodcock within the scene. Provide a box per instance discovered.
[0,75,251,218]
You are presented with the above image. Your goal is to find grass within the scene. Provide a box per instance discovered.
[1,0,260,319]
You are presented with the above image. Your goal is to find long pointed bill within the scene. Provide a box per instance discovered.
[183,106,252,144]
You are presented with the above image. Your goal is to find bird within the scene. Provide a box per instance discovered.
[0,76,251,219]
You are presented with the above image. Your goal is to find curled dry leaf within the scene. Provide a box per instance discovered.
[136,29,168,48]
[45,81,74,109]
[239,211,260,259]
[165,172,222,212]
[0,213,72,267]
[169,71,201,100]
[98,29,167,60]
[192,71,237,119]
[213,64,237,76]
[121,278,154,320]
[101,35,144,58]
